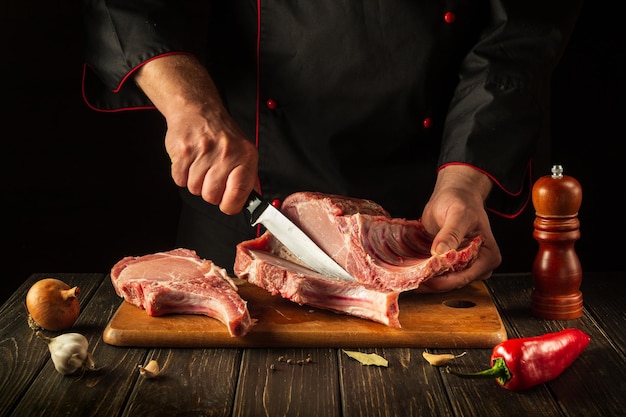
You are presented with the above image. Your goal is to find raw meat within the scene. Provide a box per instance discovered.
[279,192,483,292]
[111,248,254,337]
[235,233,401,327]
[234,192,482,327]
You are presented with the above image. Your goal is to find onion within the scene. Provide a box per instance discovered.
[26,278,80,331]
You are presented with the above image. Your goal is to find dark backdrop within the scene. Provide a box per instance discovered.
[2,2,624,304]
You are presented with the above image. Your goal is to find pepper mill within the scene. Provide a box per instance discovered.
[531,165,583,319]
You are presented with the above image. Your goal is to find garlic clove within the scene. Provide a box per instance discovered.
[138,359,160,378]
[422,351,467,366]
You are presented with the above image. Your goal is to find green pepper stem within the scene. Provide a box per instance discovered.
[445,357,512,385]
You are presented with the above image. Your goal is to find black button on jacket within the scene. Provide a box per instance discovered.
[81,0,581,219]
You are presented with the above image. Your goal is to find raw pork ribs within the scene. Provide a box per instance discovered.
[234,192,482,327]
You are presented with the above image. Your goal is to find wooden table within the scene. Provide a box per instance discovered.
[1,272,624,417]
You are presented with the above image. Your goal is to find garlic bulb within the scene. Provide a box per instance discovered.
[36,331,96,375]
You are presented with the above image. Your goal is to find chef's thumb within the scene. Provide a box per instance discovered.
[431,228,463,256]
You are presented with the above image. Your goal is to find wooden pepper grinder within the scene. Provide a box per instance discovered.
[531,165,583,319]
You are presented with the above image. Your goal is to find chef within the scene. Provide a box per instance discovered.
[81,0,581,291]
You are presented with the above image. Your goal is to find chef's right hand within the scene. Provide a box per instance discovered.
[134,54,258,215]
[163,97,258,215]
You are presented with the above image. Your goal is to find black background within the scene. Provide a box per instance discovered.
[2,2,624,304]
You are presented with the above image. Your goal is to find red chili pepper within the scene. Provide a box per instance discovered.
[446,328,590,391]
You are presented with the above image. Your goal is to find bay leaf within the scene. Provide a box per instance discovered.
[342,350,388,367]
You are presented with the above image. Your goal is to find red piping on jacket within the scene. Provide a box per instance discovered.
[254,0,263,237]
[437,161,532,219]
[255,0,262,184]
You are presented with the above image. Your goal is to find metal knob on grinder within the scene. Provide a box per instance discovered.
[531,165,583,319]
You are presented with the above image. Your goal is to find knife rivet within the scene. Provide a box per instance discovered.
[271,199,282,209]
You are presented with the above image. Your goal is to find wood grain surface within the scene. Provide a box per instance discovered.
[103,280,506,348]
[3,273,624,417]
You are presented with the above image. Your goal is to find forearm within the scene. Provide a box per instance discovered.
[133,53,258,214]
[134,54,226,121]
[434,165,492,203]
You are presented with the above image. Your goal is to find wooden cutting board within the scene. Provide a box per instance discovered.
[103,280,506,348]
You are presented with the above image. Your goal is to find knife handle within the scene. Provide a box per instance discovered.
[244,190,269,226]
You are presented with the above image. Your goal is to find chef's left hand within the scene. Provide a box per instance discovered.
[416,165,502,293]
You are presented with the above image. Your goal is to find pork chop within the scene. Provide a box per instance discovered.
[111,248,253,337]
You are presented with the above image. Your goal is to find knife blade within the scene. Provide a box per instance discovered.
[244,191,356,281]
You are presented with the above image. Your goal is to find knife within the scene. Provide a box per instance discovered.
[244,191,356,281]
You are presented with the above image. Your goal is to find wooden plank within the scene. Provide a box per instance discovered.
[437,347,562,417]
[102,280,507,348]
[122,348,242,417]
[580,272,626,355]
[8,274,149,417]
[482,273,626,417]
[233,348,341,417]
[0,273,104,417]
[1,272,623,417]
[339,347,455,417]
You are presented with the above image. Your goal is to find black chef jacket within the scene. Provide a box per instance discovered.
[81,0,581,267]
